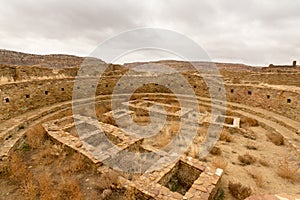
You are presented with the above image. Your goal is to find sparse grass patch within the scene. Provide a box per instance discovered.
[212,157,228,170]
[36,140,60,165]
[240,116,258,128]
[25,124,46,149]
[220,129,234,142]
[238,153,256,165]
[0,160,9,175]
[68,153,88,173]
[266,132,284,146]
[59,176,84,200]
[8,153,28,182]
[228,181,252,200]
[96,170,119,190]
[258,158,269,167]
[276,158,299,182]
[210,146,222,156]
[245,141,257,150]
[247,169,264,188]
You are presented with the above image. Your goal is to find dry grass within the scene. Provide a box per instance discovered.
[8,153,28,182]
[266,132,284,146]
[22,178,38,199]
[276,158,300,182]
[240,116,258,128]
[228,181,252,200]
[210,146,222,156]
[67,153,88,173]
[238,153,256,165]
[36,140,59,165]
[96,170,119,190]
[220,129,234,142]
[258,158,270,167]
[38,173,55,199]
[212,157,228,170]
[247,169,264,188]
[25,124,46,149]
[0,160,9,175]
[245,141,257,150]
[59,176,84,200]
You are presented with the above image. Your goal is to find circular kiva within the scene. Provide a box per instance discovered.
[72,28,226,173]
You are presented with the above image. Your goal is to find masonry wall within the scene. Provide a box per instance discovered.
[1,73,300,123]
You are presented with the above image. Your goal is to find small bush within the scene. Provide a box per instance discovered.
[212,157,228,170]
[228,181,252,200]
[245,142,257,150]
[8,153,28,182]
[25,125,46,149]
[210,146,222,156]
[238,153,256,165]
[68,153,88,173]
[240,117,258,128]
[22,178,38,199]
[266,132,284,146]
[59,176,83,200]
[0,160,9,175]
[187,144,200,159]
[220,130,234,142]
[276,158,299,182]
[96,170,119,190]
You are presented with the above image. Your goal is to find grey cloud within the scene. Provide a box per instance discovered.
[0,0,299,65]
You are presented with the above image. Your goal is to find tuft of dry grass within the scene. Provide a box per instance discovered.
[247,169,264,188]
[258,159,269,167]
[8,153,28,182]
[36,141,62,165]
[240,116,258,128]
[25,124,46,149]
[212,157,228,170]
[0,160,9,175]
[210,146,222,156]
[96,170,119,190]
[68,153,88,173]
[38,172,56,199]
[238,153,256,165]
[228,181,252,200]
[220,129,234,142]
[276,158,299,182]
[245,141,257,150]
[59,176,84,200]
[22,177,38,199]
[266,132,284,146]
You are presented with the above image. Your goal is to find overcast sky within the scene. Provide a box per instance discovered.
[0,0,299,66]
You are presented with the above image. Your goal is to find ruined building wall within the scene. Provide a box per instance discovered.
[221,70,300,86]
[1,72,300,122]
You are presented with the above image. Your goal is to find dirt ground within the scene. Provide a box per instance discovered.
[0,116,299,200]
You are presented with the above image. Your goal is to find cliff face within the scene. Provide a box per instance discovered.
[0,49,104,69]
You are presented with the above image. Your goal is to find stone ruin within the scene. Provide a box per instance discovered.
[0,50,300,199]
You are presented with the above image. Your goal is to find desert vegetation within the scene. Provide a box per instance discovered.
[0,127,128,200]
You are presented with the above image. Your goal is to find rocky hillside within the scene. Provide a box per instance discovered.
[0,49,104,69]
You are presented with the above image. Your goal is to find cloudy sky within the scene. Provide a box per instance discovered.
[0,0,299,66]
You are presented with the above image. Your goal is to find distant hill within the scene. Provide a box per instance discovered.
[124,60,259,72]
[0,49,104,69]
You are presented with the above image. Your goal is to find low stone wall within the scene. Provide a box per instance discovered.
[1,72,300,122]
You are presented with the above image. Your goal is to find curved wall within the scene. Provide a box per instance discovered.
[1,73,300,123]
